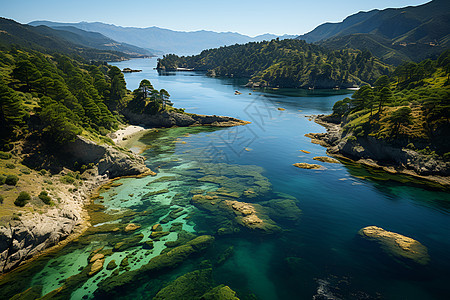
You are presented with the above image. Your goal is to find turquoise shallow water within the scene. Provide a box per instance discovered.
[2,58,449,299]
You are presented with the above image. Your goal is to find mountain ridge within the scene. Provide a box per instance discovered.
[29,20,297,55]
[297,0,449,64]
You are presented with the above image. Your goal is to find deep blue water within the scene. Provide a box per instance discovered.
[3,58,448,300]
[108,58,450,299]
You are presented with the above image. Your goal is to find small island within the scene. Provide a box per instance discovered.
[122,67,142,73]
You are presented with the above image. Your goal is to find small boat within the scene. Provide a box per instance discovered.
[235,91,242,95]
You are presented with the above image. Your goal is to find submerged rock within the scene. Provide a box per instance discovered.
[95,236,215,297]
[358,226,430,265]
[262,198,302,222]
[89,253,105,263]
[106,260,117,270]
[124,223,141,232]
[154,269,213,299]
[152,224,163,232]
[89,258,105,276]
[9,286,43,300]
[293,163,322,169]
[201,285,240,300]
[150,231,170,239]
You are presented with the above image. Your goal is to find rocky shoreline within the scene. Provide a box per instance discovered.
[309,115,450,187]
[0,136,151,274]
[122,109,250,128]
[0,110,250,274]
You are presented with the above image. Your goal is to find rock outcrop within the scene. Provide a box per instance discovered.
[358,226,430,265]
[66,135,149,178]
[310,115,450,185]
[0,135,150,274]
[0,208,81,273]
[122,109,250,128]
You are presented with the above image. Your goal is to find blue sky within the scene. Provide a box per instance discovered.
[0,0,431,36]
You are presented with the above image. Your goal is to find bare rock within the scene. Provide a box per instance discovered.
[358,226,430,265]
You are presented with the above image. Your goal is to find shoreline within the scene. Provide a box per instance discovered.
[311,115,450,188]
[111,125,149,145]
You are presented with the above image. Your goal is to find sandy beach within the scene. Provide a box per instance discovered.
[112,125,147,145]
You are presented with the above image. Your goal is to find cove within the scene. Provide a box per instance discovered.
[1,57,449,300]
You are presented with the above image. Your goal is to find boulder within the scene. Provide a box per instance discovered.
[89,258,105,276]
[124,223,141,232]
[358,226,430,265]
[313,156,340,164]
[89,253,104,263]
[293,163,322,169]
[152,224,163,232]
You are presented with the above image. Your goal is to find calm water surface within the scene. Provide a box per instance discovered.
[2,58,449,299]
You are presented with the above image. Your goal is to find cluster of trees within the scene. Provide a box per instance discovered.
[0,47,128,145]
[127,79,173,114]
[331,50,449,155]
[157,39,391,89]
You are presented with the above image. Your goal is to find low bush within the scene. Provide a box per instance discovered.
[0,195,4,204]
[60,175,75,184]
[6,163,16,169]
[5,175,19,186]
[38,190,52,205]
[0,151,12,159]
[15,191,31,207]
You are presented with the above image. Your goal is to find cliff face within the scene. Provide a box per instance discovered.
[0,136,149,273]
[312,115,450,178]
[122,110,250,128]
[66,136,149,177]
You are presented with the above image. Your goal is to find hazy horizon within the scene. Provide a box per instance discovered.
[1,0,431,37]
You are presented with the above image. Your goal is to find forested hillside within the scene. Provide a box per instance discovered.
[0,46,127,146]
[157,39,392,89]
[328,50,450,156]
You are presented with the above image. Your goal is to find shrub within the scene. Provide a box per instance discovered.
[443,152,450,162]
[5,175,19,186]
[39,169,47,176]
[6,163,16,169]
[20,168,31,174]
[38,191,52,205]
[15,191,31,207]
[60,175,75,184]
[0,175,6,185]
[0,151,12,159]
[0,195,4,204]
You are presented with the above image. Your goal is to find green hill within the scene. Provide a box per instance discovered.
[298,0,450,64]
[0,18,132,61]
[328,50,450,156]
[157,39,392,89]
[34,25,153,57]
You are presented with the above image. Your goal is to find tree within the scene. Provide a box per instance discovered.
[108,66,126,110]
[159,89,172,108]
[0,80,27,138]
[40,103,81,144]
[389,106,412,135]
[374,75,391,116]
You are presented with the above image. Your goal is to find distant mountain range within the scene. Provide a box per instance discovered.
[297,0,449,65]
[0,18,152,61]
[29,20,296,55]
